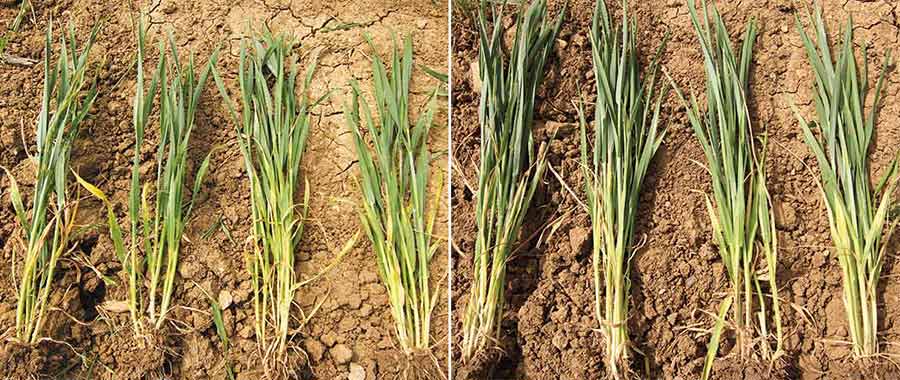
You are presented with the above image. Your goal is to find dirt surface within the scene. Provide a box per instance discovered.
[451,1,900,379]
[0,1,449,379]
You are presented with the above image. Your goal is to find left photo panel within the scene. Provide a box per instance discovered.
[0,1,450,379]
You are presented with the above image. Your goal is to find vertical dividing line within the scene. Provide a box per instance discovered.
[446,0,455,378]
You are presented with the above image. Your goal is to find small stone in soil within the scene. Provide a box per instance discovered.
[321,331,338,347]
[348,362,366,380]
[339,316,356,332]
[358,304,373,317]
[330,344,353,365]
[551,332,568,351]
[304,338,325,362]
[178,260,201,279]
[469,60,481,92]
[162,2,177,13]
[218,290,233,309]
[568,227,588,254]
[238,324,253,339]
[100,300,130,313]
[108,101,123,114]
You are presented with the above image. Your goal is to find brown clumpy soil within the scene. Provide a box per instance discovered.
[451,1,900,379]
[0,0,449,379]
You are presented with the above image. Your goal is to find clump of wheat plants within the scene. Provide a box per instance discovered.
[76,22,217,332]
[5,22,99,344]
[212,32,357,367]
[212,31,309,358]
[345,34,442,355]
[794,6,898,358]
[671,2,783,377]
[460,0,564,361]
[578,0,667,377]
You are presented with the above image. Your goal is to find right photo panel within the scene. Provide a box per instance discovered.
[450,1,900,379]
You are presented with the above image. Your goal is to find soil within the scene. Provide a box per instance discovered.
[0,1,449,379]
[451,1,900,379]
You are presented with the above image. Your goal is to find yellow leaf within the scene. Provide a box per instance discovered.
[72,170,110,204]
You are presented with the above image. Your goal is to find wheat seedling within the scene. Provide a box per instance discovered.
[76,23,218,331]
[345,34,443,355]
[794,5,898,358]
[212,32,358,368]
[578,0,668,377]
[460,0,565,361]
[8,21,99,344]
[670,2,783,377]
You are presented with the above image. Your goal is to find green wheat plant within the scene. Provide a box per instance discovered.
[6,21,99,344]
[460,0,564,361]
[212,32,358,365]
[345,35,442,355]
[578,0,667,377]
[195,284,235,380]
[76,23,217,332]
[670,2,783,377]
[793,6,898,358]
[212,31,309,357]
[211,296,235,380]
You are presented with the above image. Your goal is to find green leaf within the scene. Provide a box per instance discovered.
[702,295,733,380]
